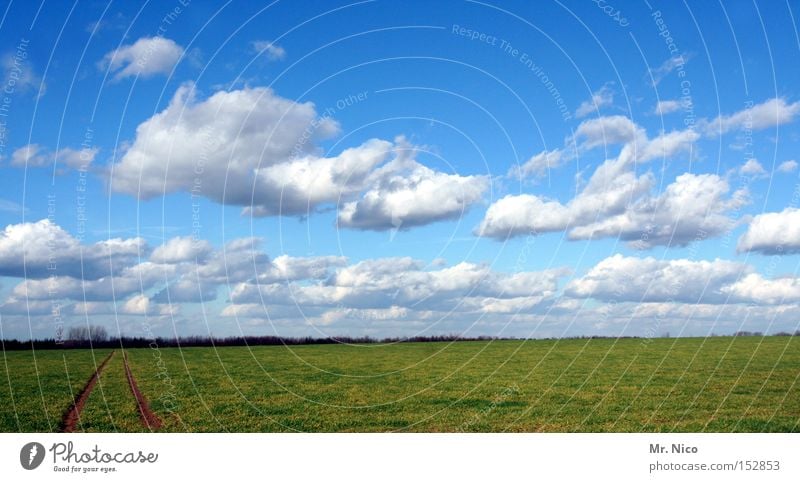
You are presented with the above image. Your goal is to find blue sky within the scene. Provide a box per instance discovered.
[1,0,799,340]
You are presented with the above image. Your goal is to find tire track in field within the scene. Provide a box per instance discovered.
[60,351,115,433]
[123,351,162,430]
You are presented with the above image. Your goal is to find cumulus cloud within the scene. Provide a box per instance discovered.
[777,160,797,173]
[475,193,572,238]
[564,254,750,303]
[511,117,698,184]
[151,277,218,303]
[261,254,347,283]
[481,97,800,246]
[0,219,144,279]
[100,36,184,80]
[11,144,98,169]
[110,82,339,201]
[246,138,393,216]
[737,207,800,254]
[54,147,99,169]
[703,98,800,135]
[721,273,800,305]
[477,117,723,248]
[579,300,800,335]
[251,40,286,60]
[634,129,700,162]
[0,298,53,316]
[573,115,641,148]
[195,237,270,284]
[739,158,767,177]
[337,155,489,231]
[0,223,337,312]
[6,219,800,335]
[12,262,177,302]
[121,294,177,316]
[570,173,747,249]
[229,257,569,316]
[575,84,614,118]
[509,149,565,180]
[150,236,213,264]
[112,83,480,229]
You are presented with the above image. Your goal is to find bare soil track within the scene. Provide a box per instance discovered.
[60,350,115,433]
[123,351,162,430]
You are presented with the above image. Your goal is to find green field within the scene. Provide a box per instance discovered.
[1,337,799,432]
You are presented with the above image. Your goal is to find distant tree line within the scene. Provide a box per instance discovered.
[0,325,797,351]
[66,325,109,343]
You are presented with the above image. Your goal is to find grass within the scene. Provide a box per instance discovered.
[0,348,112,431]
[77,353,149,432]
[1,337,799,432]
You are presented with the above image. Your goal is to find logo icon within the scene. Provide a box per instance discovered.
[20,442,45,470]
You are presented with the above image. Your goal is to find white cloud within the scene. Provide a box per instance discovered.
[150,236,213,264]
[721,273,800,305]
[737,207,800,254]
[2,51,45,98]
[509,148,565,179]
[510,119,697,183]
[246,138,393,216]
[703,98,800,135]
[251,40,286,60]
[570,173,747,249]
[739,158,766,176]
[110,82,340,203]
[54,147,99,169]
[654,100,681,115]
[337,156,488,231]
[195,237,270,284]
[578,301,800,335]
[121,294,151,315]
[565,254,750,303]
[477,119,723,248]
[120,294,177,316]
[635,129,700,162]
[575,84,614,118]
[11,261,178,302]
[68,302,113,316]
[649,54,689,86]
[113,85,479,229]
[151,277,218,303]
[100,36,184,80]
[573,115,641,148]
[475,193,572,238]
[11,144,98,169]
[261,254,347,283]
[777,160,797,173]
[10,144,46,166]
[0,219,144,279]
[0,298,52,316]
[6,219,800,335]
[229,257,568,316]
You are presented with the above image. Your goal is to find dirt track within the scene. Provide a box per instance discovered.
[123,351,162,430]
[60,350,115,433]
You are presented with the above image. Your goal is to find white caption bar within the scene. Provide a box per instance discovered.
[1,433,797,481]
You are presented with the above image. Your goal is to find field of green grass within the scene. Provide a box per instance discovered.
[0,348,113,431]
[2,337,799,432]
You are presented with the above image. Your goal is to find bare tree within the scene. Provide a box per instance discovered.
[67,325,109,343]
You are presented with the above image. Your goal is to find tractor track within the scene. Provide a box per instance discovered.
[60,350,115,433]
[123,351,163,430]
